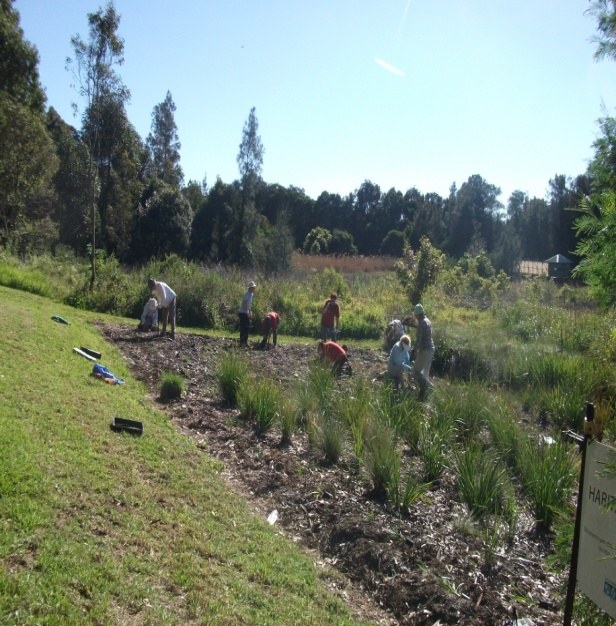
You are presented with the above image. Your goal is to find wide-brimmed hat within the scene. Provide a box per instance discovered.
[414,304,425,316]
[247,281,256,289]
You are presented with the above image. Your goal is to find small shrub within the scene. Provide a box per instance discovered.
[218,351,248,407]
[159,372,184,401]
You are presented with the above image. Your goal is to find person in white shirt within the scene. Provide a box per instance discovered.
[238,281,256,346]
[148,278,177,339]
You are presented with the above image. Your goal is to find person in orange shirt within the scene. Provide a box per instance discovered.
[317,340,352,376]
[259,311,281,349]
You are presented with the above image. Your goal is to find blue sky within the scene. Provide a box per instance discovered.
[14,0,616,204]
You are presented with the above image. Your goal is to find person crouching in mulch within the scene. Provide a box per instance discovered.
[138,297,159,332]
[317,340,352,376]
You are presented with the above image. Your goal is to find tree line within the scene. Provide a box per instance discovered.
[1,0,615,293]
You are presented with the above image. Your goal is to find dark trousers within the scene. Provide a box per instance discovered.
[239,313,250,345]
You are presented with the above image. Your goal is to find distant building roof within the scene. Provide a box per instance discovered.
[545,254,573,264]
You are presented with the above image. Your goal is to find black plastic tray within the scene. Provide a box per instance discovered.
[110,417,143,436]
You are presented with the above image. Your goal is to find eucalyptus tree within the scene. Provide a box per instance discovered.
[146,90,183,186]
[67,0,130,285]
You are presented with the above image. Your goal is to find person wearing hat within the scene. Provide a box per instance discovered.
[148,278,176,339]
[411,303,435,394]
[320,292,340,341]
[138,297,159,331]
[259,311,281,349]
[238,281,256,347]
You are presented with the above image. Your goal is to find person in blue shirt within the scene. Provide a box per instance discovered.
[387,334,413,390]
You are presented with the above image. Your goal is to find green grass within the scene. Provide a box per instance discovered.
[0,286,374,626]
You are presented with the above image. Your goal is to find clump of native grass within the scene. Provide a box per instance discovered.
[517,438,577,528]
[159,371,184,400]
[454,443,512,520]
[238,376,281,436]
[217,350,248,407]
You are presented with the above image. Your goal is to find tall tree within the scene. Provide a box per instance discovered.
[67,0,129,285]
[47,108,91,251]
[445,175,502,258]
[0,0,57,245]
[146,90,183,186]
[235,107,265,266]
[0,0,45,113]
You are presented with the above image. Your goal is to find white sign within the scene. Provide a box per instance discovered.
[578,440,616,619]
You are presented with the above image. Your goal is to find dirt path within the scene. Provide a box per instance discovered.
[100,324,565,626]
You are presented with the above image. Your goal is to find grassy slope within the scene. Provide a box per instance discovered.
[0,286,372,626]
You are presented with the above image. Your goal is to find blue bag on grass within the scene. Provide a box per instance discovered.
[92,363,124,385]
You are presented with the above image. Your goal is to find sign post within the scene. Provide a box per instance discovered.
[563,403,616,625]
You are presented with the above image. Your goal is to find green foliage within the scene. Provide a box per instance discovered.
[303,226,332,254]
[64,253,137,314]
[218,351,248,407]
[131,183,193,261]
[437,253,508,308]
[380,230,405,257]
[159,371,184,400]
[0,255,53,297]
[329,229,357,256]
[0,92,58,243]
[395,236,445,304]
[146,90,183,186]
[572,192,616,307]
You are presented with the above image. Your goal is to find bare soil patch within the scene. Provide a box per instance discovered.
[100,324,566,626]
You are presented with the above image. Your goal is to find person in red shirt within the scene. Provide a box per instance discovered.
[320,292,340,341]
[317,340,352,376]
[259,311,281,349]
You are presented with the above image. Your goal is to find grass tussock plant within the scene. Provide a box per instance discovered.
[431,382,488,445]
[364,419,400,498]
[371,385,423,447]
[312,411,347,465]
[485,398,525,469]
[238,377,281,436]
[217,350,249,407]
[517,438,577,529]
[330,376,372,461]
[159,371,184,400]
[417,424,447,482]
[454,444,510,520]
[389,468,432,513]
